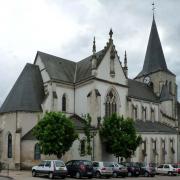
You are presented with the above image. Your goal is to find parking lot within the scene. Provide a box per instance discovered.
[0,170,179,180]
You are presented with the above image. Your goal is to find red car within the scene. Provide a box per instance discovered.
[174,164,180,174]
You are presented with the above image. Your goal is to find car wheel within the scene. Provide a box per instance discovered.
[168,171,173,176]
[49,172,54,179]
[96,171,101,178]
[128,172,132,177]
[113,172,118,178]
[144,171,149,177]
[75,172,81,179]
[32,170,36,177]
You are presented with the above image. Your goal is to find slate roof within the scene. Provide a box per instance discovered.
[135,120,177,134]
[0,63,45,113]
[22,114,96,140]
[136,17,174,78]
[37,49,107,84]
[37,51,76,83]
[128,79,158,102]
[160,84,173,102]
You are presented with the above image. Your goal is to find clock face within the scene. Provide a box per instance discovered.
[143,76,151,84]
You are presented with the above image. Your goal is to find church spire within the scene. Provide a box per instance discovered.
[136,11,170,78]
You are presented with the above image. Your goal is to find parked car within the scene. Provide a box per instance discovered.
[65,160,93,179]
[174,163,180,174]
[109,162,127,177]
[93,161,113,178]
[121,162,140,177]
[32,160,67,179]
[135,162,156,177]
[156,164,178,176]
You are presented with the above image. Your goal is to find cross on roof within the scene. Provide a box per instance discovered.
[152,2,156,15]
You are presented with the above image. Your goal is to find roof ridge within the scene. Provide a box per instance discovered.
[38,51,76,64]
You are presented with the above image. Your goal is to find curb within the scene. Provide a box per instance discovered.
[0,175,14,179]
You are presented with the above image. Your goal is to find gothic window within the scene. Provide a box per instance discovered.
[34,143,41,160]
[151,108,155,121]
[7,133,12,158]
[142,106,147,121]
[142,140,147,156]
[105,89,118,117]
[169,82,172,94]
[80,139,86,156]
[62,94,66,112]
[170,139,175,154]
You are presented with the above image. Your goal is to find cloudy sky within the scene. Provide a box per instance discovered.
[0,0,180,105]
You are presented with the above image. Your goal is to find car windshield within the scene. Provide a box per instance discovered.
[103,162,112,167]
[82,161,92,166]
[55,161,65,167]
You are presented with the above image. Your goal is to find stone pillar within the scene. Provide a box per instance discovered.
[14,132,21,170]
[94,132,102,161]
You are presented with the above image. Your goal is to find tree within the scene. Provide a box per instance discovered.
[83,114,94,155]
[100,113,141,160]
[33,112,78,159]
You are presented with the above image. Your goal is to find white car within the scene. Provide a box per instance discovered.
[32,160,67,179]
[156,164,177,176]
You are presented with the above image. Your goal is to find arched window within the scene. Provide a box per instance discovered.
[62,94,66,112]
[169,82,172,94]
[105,89,118,117]
[34,143,41,160]
[7,133,12,158]
[80,139,86,156]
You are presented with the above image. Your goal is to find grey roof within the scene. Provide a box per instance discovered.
[37,51,76,83]
[37,49,107,84]
[76,50,106,83]
[136,17,174,78]
[0,63,45,113]
[160,84,173,102]
[21,129,37,140]
[22,114,95,140]
[128,79,158,102]
[135,120,177,134]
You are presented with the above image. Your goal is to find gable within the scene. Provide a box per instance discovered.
[96,44,127,85]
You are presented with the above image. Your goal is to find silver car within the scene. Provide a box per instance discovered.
[93,161,113,178]
[32,160,67,179]
[156,164,178,176]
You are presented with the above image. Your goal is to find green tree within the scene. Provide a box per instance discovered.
[83,114,94,155]
[33,112,78,159]
[100,114,141,160]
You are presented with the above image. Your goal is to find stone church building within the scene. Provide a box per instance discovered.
[0,15,179,169]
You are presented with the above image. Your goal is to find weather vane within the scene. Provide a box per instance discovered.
[152,2,156,16]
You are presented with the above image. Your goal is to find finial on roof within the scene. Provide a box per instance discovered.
[109,28,113,40]
[124,50,127,67]
[152,2,156,19]
[123,50,128,77]
[92,36,96,54]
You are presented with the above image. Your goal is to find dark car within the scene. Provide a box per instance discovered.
[66,160,93,179]
[135,162,156,177]
[121,162,140,177]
